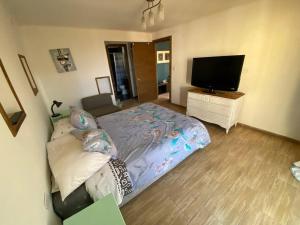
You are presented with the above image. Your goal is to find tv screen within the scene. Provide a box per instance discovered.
[191,55,245,92]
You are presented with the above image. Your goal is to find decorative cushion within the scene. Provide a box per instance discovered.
[70,107,97,130]
[47,134,111,200]
[70,129,99,142]
[51,118,75,140]
[71,129,117,157]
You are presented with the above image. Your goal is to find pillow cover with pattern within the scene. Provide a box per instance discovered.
[83,129,117,156]
[71,129,117,157]
[51,118,75,141]
[70,129,99,142]
[70,107,97,130]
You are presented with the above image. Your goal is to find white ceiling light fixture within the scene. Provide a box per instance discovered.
[141,14,147,30]
[141,0,165,30]
[148,10,155,26]
[157,2,165,21]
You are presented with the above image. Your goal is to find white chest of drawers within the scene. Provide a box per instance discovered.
[186,88,245,133]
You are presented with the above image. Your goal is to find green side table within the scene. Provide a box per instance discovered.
[50,109,70,127]
[63,194,126,225]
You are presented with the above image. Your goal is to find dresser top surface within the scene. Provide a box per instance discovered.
[188,88,245,99]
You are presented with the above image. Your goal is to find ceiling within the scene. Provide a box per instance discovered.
[5,0,254,32]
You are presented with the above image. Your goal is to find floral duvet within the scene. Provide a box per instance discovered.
[96,103,211,202]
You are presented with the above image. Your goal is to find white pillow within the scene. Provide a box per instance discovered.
[51,175,59,193]
[47,134,110,200]
[51,118,75,141]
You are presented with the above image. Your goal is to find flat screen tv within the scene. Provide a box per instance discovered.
[191,55,245,92]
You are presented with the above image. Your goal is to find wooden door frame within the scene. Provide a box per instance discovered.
[104,43,133,98]
[153,36,172,102]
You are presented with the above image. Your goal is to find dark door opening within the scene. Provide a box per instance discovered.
[105,43,137,102]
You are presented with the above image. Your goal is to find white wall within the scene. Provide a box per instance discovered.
[0,2,61,225]
[19,26,151,111]
[153,0,300,141]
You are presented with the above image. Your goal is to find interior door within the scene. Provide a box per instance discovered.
[132,42,157,103]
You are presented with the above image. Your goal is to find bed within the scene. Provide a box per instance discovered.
[51,103,211,219]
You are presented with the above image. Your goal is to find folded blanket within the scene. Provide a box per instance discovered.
[85,158,133,205]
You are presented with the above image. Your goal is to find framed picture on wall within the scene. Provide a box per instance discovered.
[165,52,170,61]
[157,51,164,63]
[95,76,113,94]
[157,50,170,64]
[49,48,77,73]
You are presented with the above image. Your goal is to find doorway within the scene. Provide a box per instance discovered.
[153,36,172,102]
[105,40,171,105]
[105,43,138,102]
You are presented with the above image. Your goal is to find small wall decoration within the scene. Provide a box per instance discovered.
[49,48,77,73]
[18,54,38,96]
[165,51,170,61]
[157,51,164,62]
[0,58,26,137]
[95,76,113,94]
[157,50,170,64]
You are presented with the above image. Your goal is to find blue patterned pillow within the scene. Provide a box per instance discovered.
[71,128,117,157]
[70,107,97,130]
[83,129,117,157]
[71,129,98,141]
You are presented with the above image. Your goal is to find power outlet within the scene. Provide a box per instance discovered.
[44,192,51,210]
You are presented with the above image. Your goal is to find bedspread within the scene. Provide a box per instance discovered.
[96,103,210,194]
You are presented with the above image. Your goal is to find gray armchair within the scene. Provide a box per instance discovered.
[81,94,120,117]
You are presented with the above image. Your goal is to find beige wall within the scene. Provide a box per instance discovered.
[153,0,300,141]
[19,26,152,111]
[0,2,61,225]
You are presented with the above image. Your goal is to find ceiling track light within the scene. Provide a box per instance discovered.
[141,0,165,30]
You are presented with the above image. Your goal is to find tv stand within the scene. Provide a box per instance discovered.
[186,88,245,133]
[203,88,216,94]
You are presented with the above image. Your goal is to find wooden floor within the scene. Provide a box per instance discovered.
[121,98,300,225]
